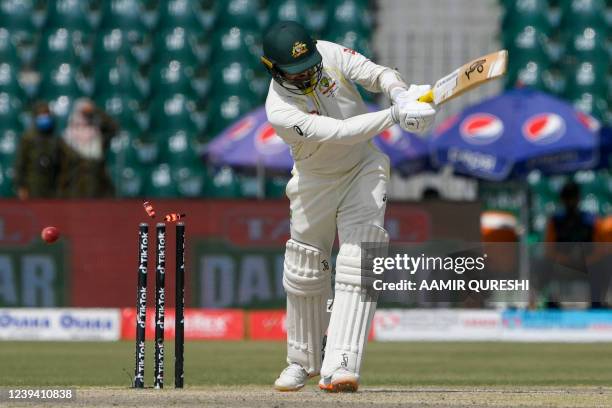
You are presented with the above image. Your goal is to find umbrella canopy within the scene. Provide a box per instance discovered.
[206,107,292,171]
[430,89,600,181]
[206,105,430,173]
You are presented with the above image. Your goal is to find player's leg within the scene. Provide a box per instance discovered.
[320,153,389,392]
[275,175,337,391]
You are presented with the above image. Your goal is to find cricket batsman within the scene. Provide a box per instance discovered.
[262,21,437,392]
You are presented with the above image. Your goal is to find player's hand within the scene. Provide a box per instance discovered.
[391,84,431,106]
[390,100,437,136]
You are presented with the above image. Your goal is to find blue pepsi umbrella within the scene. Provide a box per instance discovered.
[430,89,600,181]
[206,107,292,171]
[206,105,430,173]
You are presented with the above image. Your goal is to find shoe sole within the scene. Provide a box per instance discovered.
[274,384,305,392]
[319,378,359,393]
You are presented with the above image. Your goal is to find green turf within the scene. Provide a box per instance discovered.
[1,341,611,387]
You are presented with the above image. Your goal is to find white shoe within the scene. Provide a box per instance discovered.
[274,363,310,391]
[318,368,359,392]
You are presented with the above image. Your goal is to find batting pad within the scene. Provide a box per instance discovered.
[321,224,389,378]
[283,239,331,374]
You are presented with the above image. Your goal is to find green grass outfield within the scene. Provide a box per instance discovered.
[1,340,612,387]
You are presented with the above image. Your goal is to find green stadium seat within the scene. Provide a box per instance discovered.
[306,0,328,34]
[45,0,97,32]
[145,163,179,197]
[156,0,203,31]
[210,27,262,63]
[152,27,198,65]
[0,93,26,130]
[540,64,566,96]
[501,0,552,34]
[107,130,131,168]
[0,128,20,167]
[505,55,550,90]
[216,0,263,30]
[562,61,608,98]
[328,30,373,57]
[0,63,25,98]
[99,0,145,30]
[95,94,149,132]
[0,29,21,66]
[205,166,242,198]
[93,29,153,66]
[192,65,211,99]
[207,94,257,137]
[37,28,93,66]
[94,63,150,100]
[266,0,311,28]
[37,63,92,99]
[560,0,608,31]
[158,130,203,165]
[503,25,552,58]
[0,162,15,197]
[47,95,75,131]
[562,27,609,64]
[0,0,45,31]
[325,0,373,36]
[112,165,147,197]
[149,61,196,100]
[11,30,38,65]
[172,162,207,197]
[210,61,261,101]
[149,94,198,133]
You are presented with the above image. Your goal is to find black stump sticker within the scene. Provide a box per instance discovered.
[293,125,304,136]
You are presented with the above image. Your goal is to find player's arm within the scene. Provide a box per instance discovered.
[327,41,410,99]
[267,101,395,146]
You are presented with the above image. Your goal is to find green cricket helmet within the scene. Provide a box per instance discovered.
[261,21,323,95]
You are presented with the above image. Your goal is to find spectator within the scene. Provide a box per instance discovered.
[544,181,599,308]
[545,181,597,244]
[57,98,118,198]
[14,101,62,199]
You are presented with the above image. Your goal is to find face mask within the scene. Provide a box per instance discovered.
[35,114,54,133]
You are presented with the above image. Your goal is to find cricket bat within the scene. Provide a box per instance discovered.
[418,50,508,105]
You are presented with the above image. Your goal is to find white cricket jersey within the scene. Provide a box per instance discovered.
[265,40,398,176]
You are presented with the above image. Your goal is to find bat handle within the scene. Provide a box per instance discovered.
[418,90,434,103]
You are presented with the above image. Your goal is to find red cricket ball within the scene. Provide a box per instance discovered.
[41,226,60,244]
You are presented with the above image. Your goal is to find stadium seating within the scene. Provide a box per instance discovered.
[216,0,264,31]
[0,0,378,197]
[94,63,150,101]
[45,0,98,32]
[93,29,153,67]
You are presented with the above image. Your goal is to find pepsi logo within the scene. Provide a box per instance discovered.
[460,114,504,145]
[227,116,256,140]
[522,113,565,145]
[254,123,287,155]
[378,125,403,145]
[576,111,600,132]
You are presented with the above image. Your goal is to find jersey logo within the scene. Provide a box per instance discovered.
[293,125,304,136]
[343,47,356,55]
[318,75,337,97]
[291,42,308,58]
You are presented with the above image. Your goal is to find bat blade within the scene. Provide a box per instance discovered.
[419,50,508,105]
